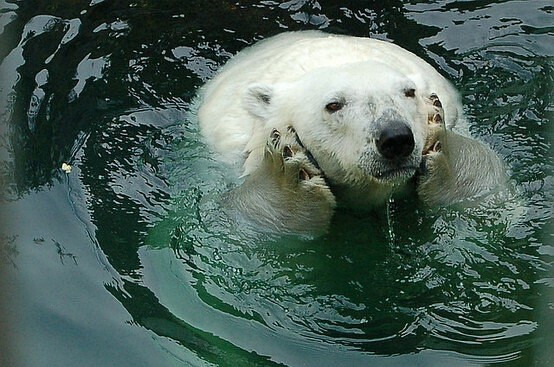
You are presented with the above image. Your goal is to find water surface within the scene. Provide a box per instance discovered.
[0,1,552,366]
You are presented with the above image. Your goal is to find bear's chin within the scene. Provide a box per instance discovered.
[371,166,418,185]
[354,157,419,186]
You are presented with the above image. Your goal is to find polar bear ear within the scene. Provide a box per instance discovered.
[243,83,274,119]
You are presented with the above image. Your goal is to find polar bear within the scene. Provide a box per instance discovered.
[197,31,505,234]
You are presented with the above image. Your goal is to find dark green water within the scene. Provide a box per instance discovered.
[0,1,552,366]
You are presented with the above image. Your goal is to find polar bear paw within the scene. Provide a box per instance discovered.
[229,126,336,234]
[264,126,331,192]
[422,93,445,156]
[416,93,506,206]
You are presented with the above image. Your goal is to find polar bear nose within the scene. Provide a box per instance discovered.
[376,122,415,160]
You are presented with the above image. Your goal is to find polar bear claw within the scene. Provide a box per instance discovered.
[264,126,331,195]
[423,93,445,155]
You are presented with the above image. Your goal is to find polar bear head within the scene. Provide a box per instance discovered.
[243,62,430,203]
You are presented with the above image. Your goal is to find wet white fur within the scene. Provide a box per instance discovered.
[197,31,464,206]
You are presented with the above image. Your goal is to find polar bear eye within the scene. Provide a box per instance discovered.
[325,102,343,113]
[404,88,416,98]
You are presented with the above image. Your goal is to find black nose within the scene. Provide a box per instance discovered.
[376,122,415,160]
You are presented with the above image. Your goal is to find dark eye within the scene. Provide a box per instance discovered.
[325,102,343,113]
[404,88,416,98]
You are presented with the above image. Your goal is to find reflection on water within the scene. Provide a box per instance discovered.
[0,1,552,366]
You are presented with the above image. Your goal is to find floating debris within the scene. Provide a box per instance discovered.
[61,162,72,173]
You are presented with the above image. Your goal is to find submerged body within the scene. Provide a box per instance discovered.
[197,31,505,233]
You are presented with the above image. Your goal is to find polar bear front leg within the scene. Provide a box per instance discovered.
[225,126,336,235]
[417,94,507,206]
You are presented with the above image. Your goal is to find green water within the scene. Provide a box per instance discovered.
[0,1,552,366]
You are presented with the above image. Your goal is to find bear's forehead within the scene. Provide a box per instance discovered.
[298,64,416,93]
[310,62,409,80]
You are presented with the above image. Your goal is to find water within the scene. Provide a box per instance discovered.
[0,1,552,366]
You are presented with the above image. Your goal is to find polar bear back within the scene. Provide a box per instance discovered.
[198,31,462,164]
